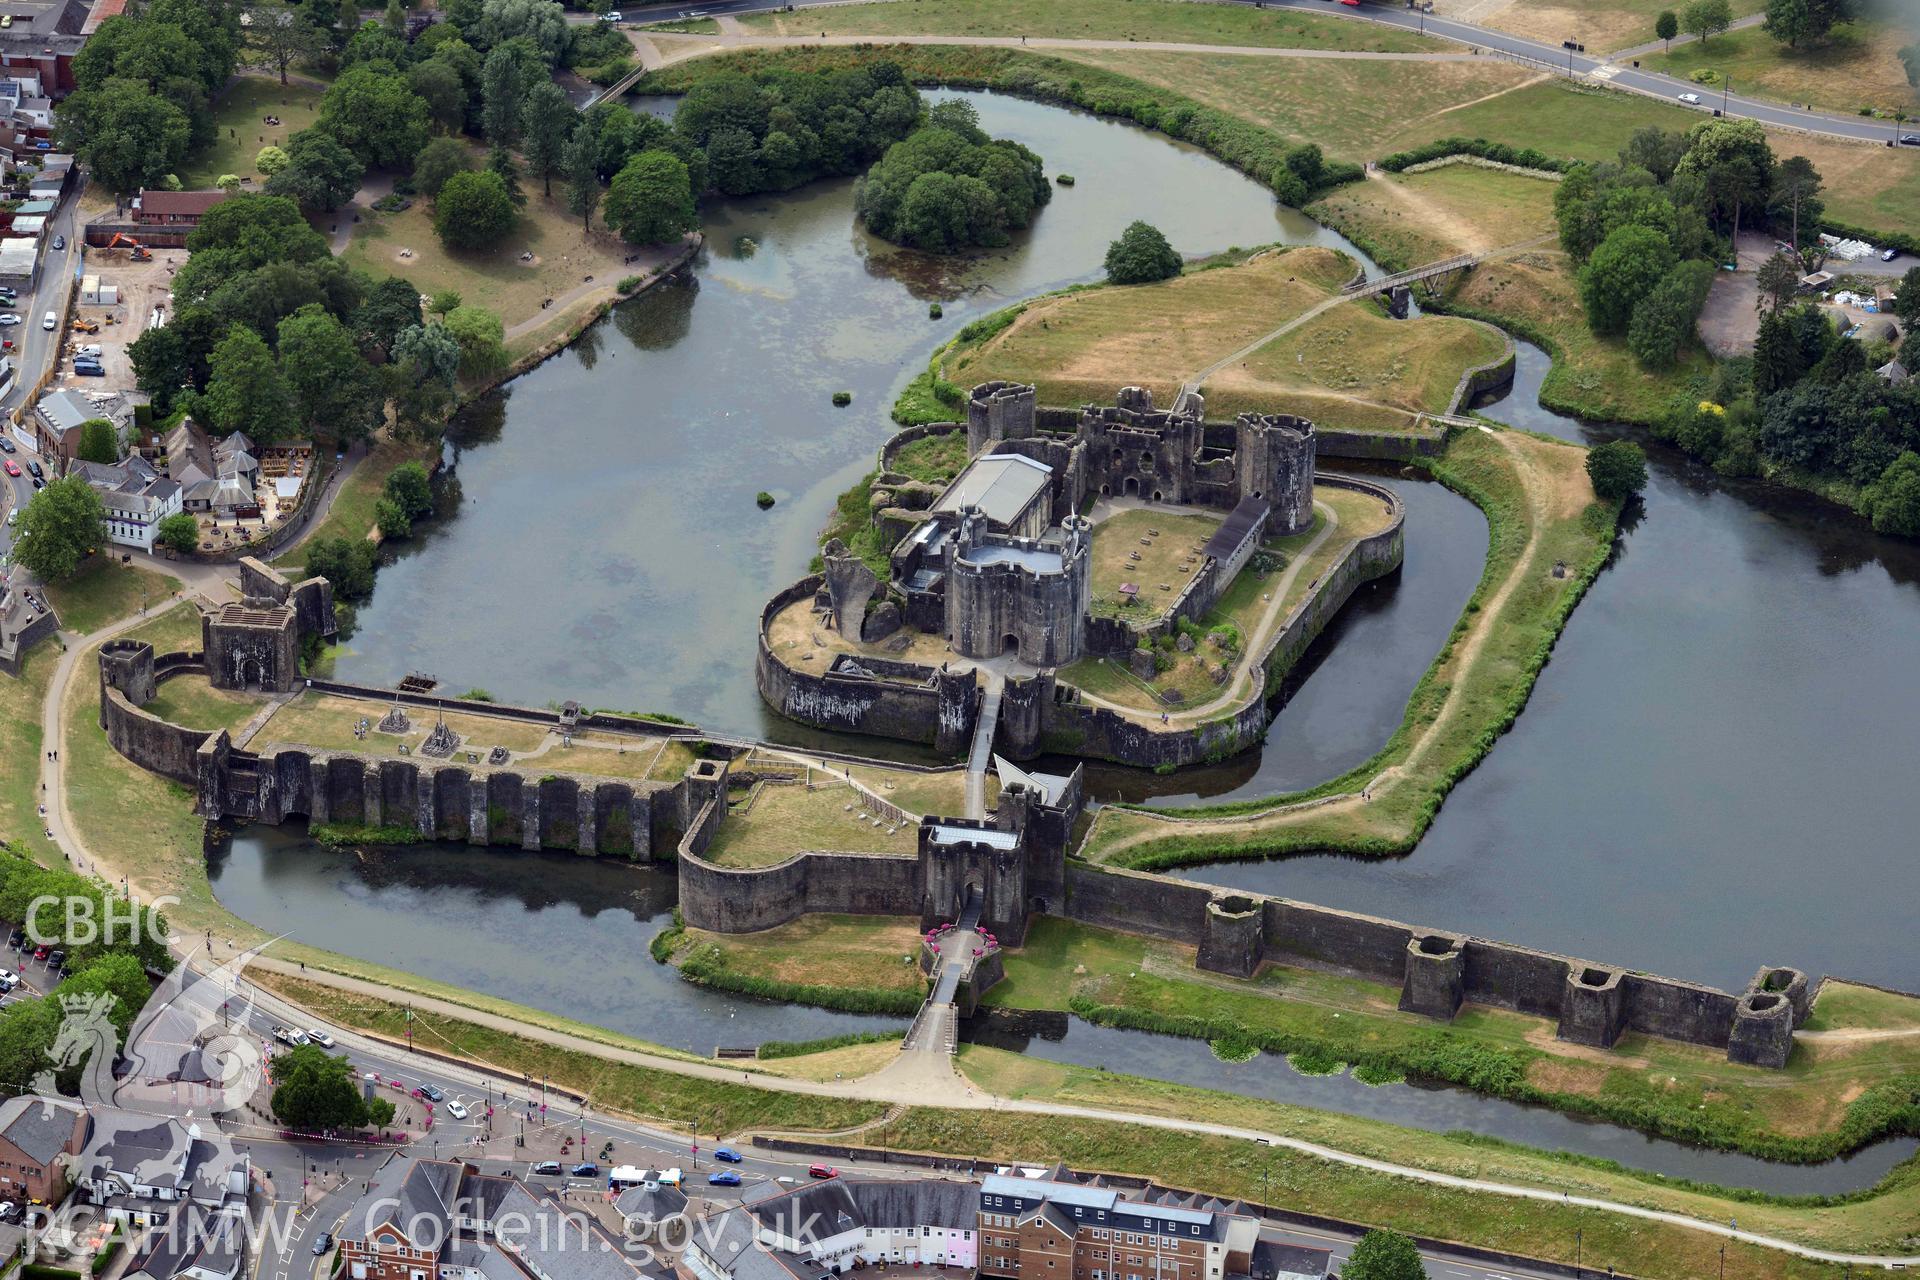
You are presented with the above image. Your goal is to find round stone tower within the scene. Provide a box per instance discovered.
[967,381,1038,456]
[1234,412,1316,534]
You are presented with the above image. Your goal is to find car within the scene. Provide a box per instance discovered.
[0,315,19,326]
[7,931,21,950]
[312,1233,333,1256]
[30,476,42,489]
[1901,134,1920,146]
[0,970,17,990]
[0,1204,14,1225]
[51,235,62,250]
[707,1170,741,1186]
[807,1164,837,1180]
[445,1099,469,1120]
[1677,92,1702,104]
[570,1163,599,1177]
[41,312,54,331]
[45,949,63,968]
[530,1161,562,1177]
[25,461,41,479]
[71,364,103,377]
[420,1083,445,1102]
[76,344,101,358]
[73,359,103,371]
[30,946,44,961]
[713,1147,742,1163]
[0,437,11,452]
[2,460,16,478]
[1883,248,1900,262]
[307,1029,334,1048]
[599,9,623,19]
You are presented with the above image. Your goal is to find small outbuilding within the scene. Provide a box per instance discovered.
[82,274,118,305]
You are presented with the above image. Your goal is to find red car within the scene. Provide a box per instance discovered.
[3,459,18,477]
[808,1164,838,1180]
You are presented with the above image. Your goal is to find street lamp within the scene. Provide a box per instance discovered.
[1721,72,1730,116]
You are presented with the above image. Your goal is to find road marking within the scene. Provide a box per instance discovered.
[1589,63,1620,80]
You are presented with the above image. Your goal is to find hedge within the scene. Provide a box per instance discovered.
[1820,216,1920,258]
[1377,136,1572,175]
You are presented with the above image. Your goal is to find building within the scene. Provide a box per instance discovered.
[0,0,91,96]
[164,421,260,515]
[0,236,37,285]
[686,1177,978,1280]
[0,1095,88,1203]
[339,1156,645,1280]
[130,189,228,229]
[77,1117,251,1229]
[931,452,1056,540]
[976,1170,1262,1280]
[1878,359,1911,386]
[72,455,183,551]
[121,1205,246,1280]
[32,387,110,464]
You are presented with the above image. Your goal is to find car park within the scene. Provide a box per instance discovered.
[445,1100,469,1120]
[1677,92,1701,104]
[707,1170,741,1186]
[714,1147,742,1163]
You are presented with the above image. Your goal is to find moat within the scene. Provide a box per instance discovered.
[199,91,1920,1193]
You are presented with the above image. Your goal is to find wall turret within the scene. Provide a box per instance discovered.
[1234,412,1316,533]
[968,381,1038,455]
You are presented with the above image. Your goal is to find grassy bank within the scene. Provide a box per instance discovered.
[1083,425,1615,864]
[1641,19,1916,116]
[275,437,437,570]
[43,559,181,636]
[677,916,926,1017]
[0,643,55,863]
[256,973,886,1134]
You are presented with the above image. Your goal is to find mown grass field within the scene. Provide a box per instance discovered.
[683,915,927,995]
[139,676,263,736]
[1307,163,1561,269]
[43,559,181,636]
[1643,19,1917,115]
[704,782,918,865]
[0,642,54,863]
[255,690,555,756]
[181,76,325,191]
[1484,0,1766,54]
[737,0,1444,51]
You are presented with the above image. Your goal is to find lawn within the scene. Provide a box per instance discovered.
[736,0,1444,52]
[1642,19,1917,116]
[275,436,436,570]
[1085,425,1613,865]
[43,559,182,636]
[253,690,555,757]
[139,675,264,736]
[0,643,55,864]
[1306,164,1562,274]
[257,972,887,1133]
[180,76,325,191]
[701,781,918,866]
[887,431,969,485]
[846,764,989,817]
[1484,0,1766,55]
[1086,509,1220,620]
[339,151,637,341]
[944,246,1355,407]
[683,915,927,996]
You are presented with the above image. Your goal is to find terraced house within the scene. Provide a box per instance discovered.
[975,1172,1260,1280]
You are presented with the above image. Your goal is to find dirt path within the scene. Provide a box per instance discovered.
[644,29,1494,67]
[1360,167,1503,254]
[1088,427,1579,862]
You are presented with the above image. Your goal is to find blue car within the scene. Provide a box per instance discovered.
[714,1148,742,1163]
[707,1170,741,1186]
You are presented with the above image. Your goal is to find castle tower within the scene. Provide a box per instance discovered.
[97,639,157,727]
[967,381,1038,456]
[1234,412,1316,534]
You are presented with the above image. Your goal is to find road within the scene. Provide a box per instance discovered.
[579,0,1920,147]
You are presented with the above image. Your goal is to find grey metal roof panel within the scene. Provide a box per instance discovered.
[934,453,1053,526]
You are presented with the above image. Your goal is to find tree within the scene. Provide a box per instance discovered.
[429,291,462,316]
[1681,0,1733,43]
[1619,126,1688,183]
[265,129,365,213]
[1868,453,1920,536]
[1587,439,1650,500]
[316,64,431,169]
[13,478,106,581]
[412,137,476,200]
[1579,224,1676,335]
[1104,220,1182,285]
[1757,250,1801,313]
[1764,0,1854,47]
[480,38,544,147]
[1902,43,1920,91]
[375,495,412,539]
[433,170,517,251]
[407,59,469,135]
[340,24,407,69]
[521,81,575,198]
[155,511,200,555]
[53,77,193,196]
[1343,1230,1426,1280]
[384,461,434,522]
[305,536,377,599]
[475,0,570,64]
[75,418,120,465]
[355,277,424,360]
[565,127,603,231]
[1891,265,1920,328]
[270,1044,393,1131]
[1655,8,1678,49]
[278,304,378,438]
[604,150,696,245]
[391,323,462,384]
[255,144,289,177]
[442,306,507,380]
[200,325,295,440]
[245,4,321,85]
[1629,261,1713,370]
[1768,154,1822,247]
[486,144,525,208]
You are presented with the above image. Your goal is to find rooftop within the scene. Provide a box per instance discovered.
[927,823,1018,850]
[958,543,1063,573]
[934,453,1053,527]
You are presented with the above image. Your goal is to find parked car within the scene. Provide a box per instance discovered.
[599,9,623,18]
[45,949,63,969]
[707,1171,741,1186]
[1677,92,1702,104]
[808,1164,837,1180]
[445,1100,469,1120]
[0,315,19,326]
[75,344,102,358]
[30,946,45,960]
[312,1233,333,1256]
[2,460,16,478]
[0,970,17,990]
[7,930,22,948]
[570,1163,599,1177]
[73,359,102,372]
[530,1161,562,1177]
[0,437,11,453]
[307,1029,334,1048]
[71,363,104,377]
[1883,248,1900,262]
[713,1148,742,1163]
[1901,134,1920,146]
[25,460,41,479]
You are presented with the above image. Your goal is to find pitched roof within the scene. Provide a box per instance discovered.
[1203,495,1270,562]
[1878,359,1910,385]
[126,1206,244,1280]
[934,452,1054,527]
[0,1096,82,1165]
[135,190,229,219]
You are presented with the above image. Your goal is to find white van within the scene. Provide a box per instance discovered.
[40,312,54,331]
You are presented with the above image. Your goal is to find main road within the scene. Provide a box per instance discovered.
[577,0,1918,147]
